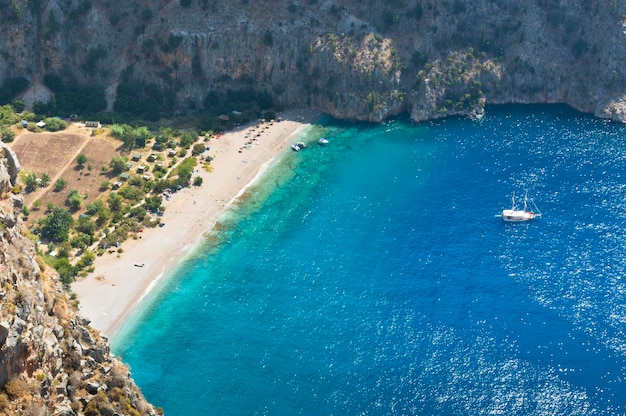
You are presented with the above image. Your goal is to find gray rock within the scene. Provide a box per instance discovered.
[85,381,100,395]
[0,321,9,346]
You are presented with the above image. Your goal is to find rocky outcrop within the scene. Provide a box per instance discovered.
[0,142,20,188]
[0,156,156,414]
[1,1,626,122]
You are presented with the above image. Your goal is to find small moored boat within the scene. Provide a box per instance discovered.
[502,192,542,222]
[291,143,301,151]
[318,137,329,145]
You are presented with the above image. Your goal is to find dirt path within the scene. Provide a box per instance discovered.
[25,133,92,205]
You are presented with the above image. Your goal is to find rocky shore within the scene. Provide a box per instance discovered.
[1,144,157,415]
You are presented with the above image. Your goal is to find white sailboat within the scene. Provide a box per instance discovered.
[502,192,542,222]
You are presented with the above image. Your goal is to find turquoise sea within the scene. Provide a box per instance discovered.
[114,105,626,415]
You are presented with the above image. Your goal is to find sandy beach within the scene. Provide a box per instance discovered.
[71,110,317,339]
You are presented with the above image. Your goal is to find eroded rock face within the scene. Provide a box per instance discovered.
[0,142,19,192]
[0,158,156,415]
[1,0,626,122]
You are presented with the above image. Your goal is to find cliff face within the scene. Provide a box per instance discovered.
[1,0,626,122]
[0,147,155,415]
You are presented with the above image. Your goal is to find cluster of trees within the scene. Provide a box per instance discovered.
[0,77,29,105]
[199,88,277,131]
[0,73,106,122]
[0,104,21,141]
[35,176,162,285]
[32,127,207,284]
[41,74,107,117]
[22,171,51,192]
[37,206,97,284]
[113,80,175,122]
[1,68,282,134]
[110,123,152,149]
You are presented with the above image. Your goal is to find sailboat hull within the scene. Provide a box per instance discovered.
[502,209,536,222]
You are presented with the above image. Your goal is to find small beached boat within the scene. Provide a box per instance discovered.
[501,192,542,222]
[291,143,301,151]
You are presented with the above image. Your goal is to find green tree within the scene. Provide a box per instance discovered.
[57,241,73,258]
[108,192,123,212]
[87,199,111,226]
[67,189,83,211]
[11,98,25,112]
[54,178,68,192]
[156,127,174,145]
[134,126,152,148]
[80,250,96,266]
[41,207,74,242]
[76,153,87,166]
[110,123,138,149]
[22,171,38,192]
[53,258,75,285]
[109,156,128,175]
[109,123,126,139]
[144,195,163,212]
[76,215,97,236]
[117,185,144,203]
[0,127,15,142]
[86,198,107,216]
[192,143,205,155]
[43,117,67,131]
[40,173,51,187]
[180,131,196,148]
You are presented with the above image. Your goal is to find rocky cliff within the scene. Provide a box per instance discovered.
[1,146,156,415]
[1,0,626,122]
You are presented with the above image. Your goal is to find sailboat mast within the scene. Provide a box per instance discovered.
[523,191,529,212]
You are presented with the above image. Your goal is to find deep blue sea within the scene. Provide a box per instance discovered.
[114,105,626,415]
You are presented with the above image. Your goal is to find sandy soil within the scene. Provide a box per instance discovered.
[9,124,121,223]
[71,110,318,338]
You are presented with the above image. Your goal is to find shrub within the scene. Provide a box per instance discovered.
[0,393,9,410]
[0,127,15,142]
[43,117,67,131]
[3,378,29,400]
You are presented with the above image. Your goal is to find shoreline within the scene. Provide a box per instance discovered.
[71,109,318,340]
